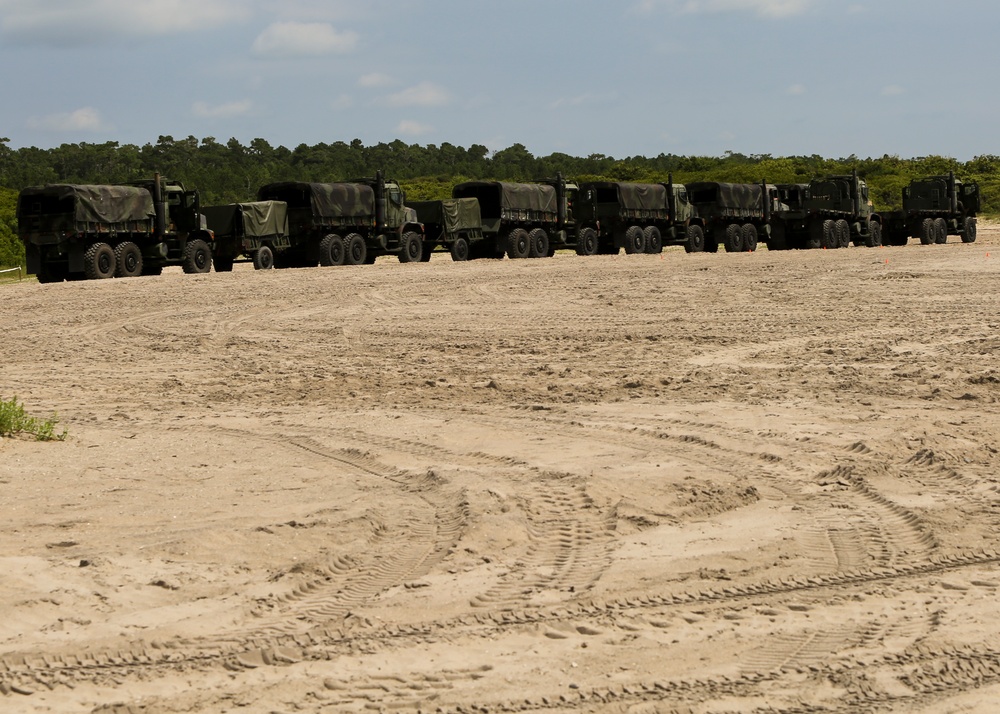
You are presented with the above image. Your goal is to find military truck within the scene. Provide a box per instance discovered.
[450,180,561,259]
[409,198,483,261]
[18,174,214,282]
[202,200,288,271]
[880,173,979,246]
[684,181,780,252]
[573,177,705,255]
[256,172,425,266]
[771,171,882,249]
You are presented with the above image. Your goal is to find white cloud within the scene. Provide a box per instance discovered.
[27,107,111,132]
[0,0,248,43]
[358,72,394,88]
[383,82,450,108]
[252,21,358,57]
[635,0,811,18]
[550,92,618,109]
[192,100,253,119]
[396,120,432,136]
[330,94,354,110]
[881,84,905,96]
[786,84,806,95]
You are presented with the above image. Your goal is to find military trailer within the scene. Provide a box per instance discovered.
[880,173,979,246]
[18,174,214,282]
[772,171,882,249]
[685,181,779,252]
[409,198,484,261]
[573,177,704,255]
[202,200,289,271]
[256,172,425,266]
[451,180,560,259]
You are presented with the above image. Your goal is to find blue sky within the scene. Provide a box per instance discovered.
[1,0,997,160]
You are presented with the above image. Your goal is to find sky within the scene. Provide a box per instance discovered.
[1,0,998,161]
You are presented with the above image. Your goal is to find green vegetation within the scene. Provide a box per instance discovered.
[0,396,67,441]
[1,136,998,270]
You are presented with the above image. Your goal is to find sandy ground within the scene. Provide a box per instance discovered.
[2,226,1000,714]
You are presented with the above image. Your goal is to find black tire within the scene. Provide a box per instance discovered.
[253,245,275,270]
[182,239,212,274]
[114,242,143,278]
[212,255,234,272]
[624,225,645,254]
[575,227,598,256]
[820,220,837,250]
[36,263,66,283]
[344,233,367,265]
[450,237,470,261]
[506,227,530,259]
[319,234,345,266]
[741,223,758,252]
[84,242,115,280]
[835,219,850,248]
[398,231,423,263]
[934,217,948,244]
[865,221,883,248]
[643,226,663,254]
[723,224,743,253]
[919,218,935,245]
[528,228,549,258]
[962,216,977,243]
[684,225,705,253]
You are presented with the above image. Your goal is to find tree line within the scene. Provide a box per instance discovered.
[2,136,999,269]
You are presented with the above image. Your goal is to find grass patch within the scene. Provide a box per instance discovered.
[0,396,67,441]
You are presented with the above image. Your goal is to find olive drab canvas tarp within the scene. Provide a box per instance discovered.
[410,198,482,233]
[685,182,766,212]
[18,184,156,225]
[257,182,375,220]
[453,181,558,216]
[203,201,288,239]
[584,182,668,211]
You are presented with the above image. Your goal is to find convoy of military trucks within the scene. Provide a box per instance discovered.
[16,169,981,281]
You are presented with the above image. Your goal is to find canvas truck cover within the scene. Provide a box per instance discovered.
[257,182,375,220]
[685,182,765,212]
[453,181,558,216]
[18,184,155,225]
[203,201,288,238]
[410,198,482,233]
[582,182,668,211]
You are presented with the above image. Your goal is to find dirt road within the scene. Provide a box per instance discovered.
[2,230,1000,713]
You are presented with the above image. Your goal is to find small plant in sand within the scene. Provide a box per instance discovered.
[0,396,67,441]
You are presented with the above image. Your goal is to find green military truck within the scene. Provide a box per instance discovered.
[573,177,704,255]
[256,172,425,266]
[18,174,214,282]
[450,180,561,259]
[202,200,289,271]
[684,181,779,252]
[880,173,979,246]
[409,197,483,261]
[771,171,882,249]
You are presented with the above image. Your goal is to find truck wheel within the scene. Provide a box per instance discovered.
[919,218,935,245]
[114,242,143,278]
[344,233,367,265]
[865,221,883,248]
[450,237,470,262]
[254,245,275,270]
[624,226,645,254]
[741,223,758,252]
[684,225,705,253]
[506,228,530,259]
[398,231,423,263]
[934,217,948,244]
[723,224,743,252]
[213,255,234,272]
[319,234,345,266]
[575,227,598,256]
[962,216,977,243]
[833,220,849,248]
[84,242,115,280]
[528,228,549,258]
[182,239,212,273]
[819,220,837,249]
[644,226,663,254]
[37,263,67,283]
